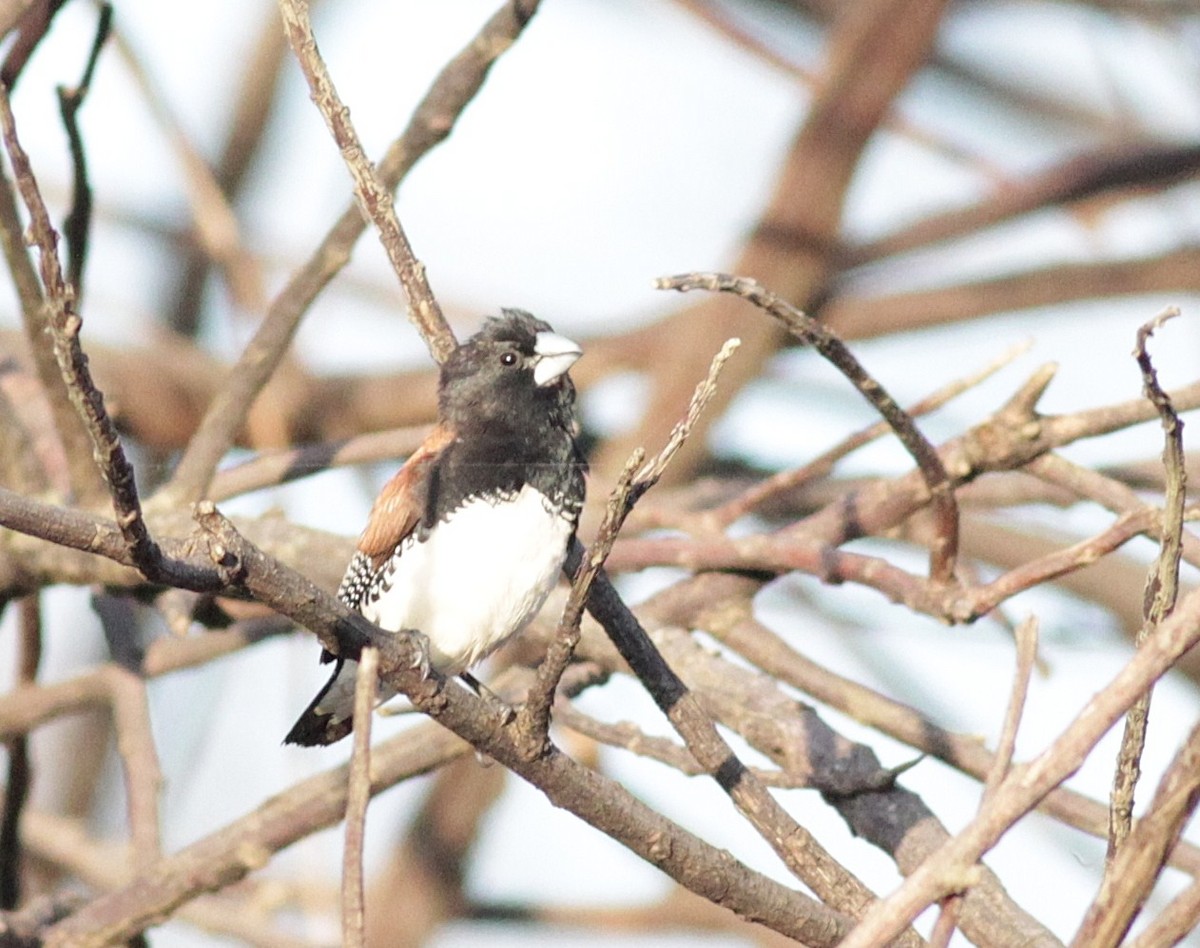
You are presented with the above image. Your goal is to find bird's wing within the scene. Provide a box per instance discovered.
[357,422,456,570]
[324,423,456,662]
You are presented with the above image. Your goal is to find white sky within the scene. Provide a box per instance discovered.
[2,1,1200,945]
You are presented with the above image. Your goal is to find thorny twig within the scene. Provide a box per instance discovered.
[657,272,960,584]
[518,338,741,751]
[1107,308,1187,859]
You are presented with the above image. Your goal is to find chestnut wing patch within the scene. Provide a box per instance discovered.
[358,424,455,570]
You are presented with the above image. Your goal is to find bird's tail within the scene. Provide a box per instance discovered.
[284,659,357,746]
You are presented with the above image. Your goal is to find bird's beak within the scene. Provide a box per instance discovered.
[533,330,582,386]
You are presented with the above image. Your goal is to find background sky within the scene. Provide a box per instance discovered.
[2,1,1200,945]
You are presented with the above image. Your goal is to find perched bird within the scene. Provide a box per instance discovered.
[285,310,587,746]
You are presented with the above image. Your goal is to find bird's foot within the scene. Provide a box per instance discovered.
[459,671,515,724]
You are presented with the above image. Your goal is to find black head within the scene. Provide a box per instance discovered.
[439,309,581,433]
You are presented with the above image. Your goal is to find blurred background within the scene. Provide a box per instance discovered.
[2,0,1200,944]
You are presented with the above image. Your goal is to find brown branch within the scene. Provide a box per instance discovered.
[163,0,539,503]
[0,87,164,578]
[689,586,1200,875]
[167,2,295,337]
[706,338,1030,529]
[43,664,856,947]
[838,579,1200,946]
[574,545,915,936]
[0,85,104,502]
[1107,308,1188,859]
[641,572,1058,947]
[364,754,506,945]
[1074,720,1200,948]
[984,616,1038,802]
[849,143,1200,266]
[0,492,853,945]
[0,663,162,871]
[1125,876,1200,948]
[593,0,950,490]
[660,272,959,584]
[278,0,456,363]
[824,247,1200,341]
[930,614,1038,947]
[341,646,376,948]
[54,2,110,295]
[107,19,264,317]
[519,338,740,751]
[0,0,65,89]
[516,449,641,754]
[207,424,429,502]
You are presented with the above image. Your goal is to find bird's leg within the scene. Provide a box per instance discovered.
[459,671,515,723]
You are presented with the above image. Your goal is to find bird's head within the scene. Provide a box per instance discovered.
[439,309,582,428]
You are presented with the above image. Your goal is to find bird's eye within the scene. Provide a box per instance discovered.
[500,351,518,367]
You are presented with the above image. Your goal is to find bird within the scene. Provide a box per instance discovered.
[284,310,587,746]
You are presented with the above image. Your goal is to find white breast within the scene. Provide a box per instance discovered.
[361,484,575,674]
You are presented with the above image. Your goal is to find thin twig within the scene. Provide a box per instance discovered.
[708,338,1030,529]
[930,614,1038,946]
[1107,307,1187,860]
[657,272,959,584]
[576,586,919,927]
[519,339,741,751]
[55,2,110,294]
[0,83,157,570]
[0,85,104,502]
[342,646,377,948]
[163,0,538,504]
[836,580,1200,947]
[278,0,456,363]
[515,449,642,755]
[984,615,1039,803]
[1074,720,1200,947]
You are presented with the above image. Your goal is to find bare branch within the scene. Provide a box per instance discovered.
[1107,308,1188,858]
[277,0,456,362]
[659,271,959,584]
[163,0,540,503]
[342,646,377,948]
[1074,720,1200,948]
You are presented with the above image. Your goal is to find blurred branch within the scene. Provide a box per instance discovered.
[54,3,109,296]
[163,0,541,503]
[278,0,457,363]
[167,2,295,336]
[660,271,959,583]
[825,248,1200,340]
[839,579,1200,946]
[1107,309,1188,859]
[108,18,265,315]
[1075,720,1200,948]
[593,0,951,491]
[849,143,1200,266]
[703,337,1030,530]
[0,87,105,502]
[0,0,66,89]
